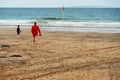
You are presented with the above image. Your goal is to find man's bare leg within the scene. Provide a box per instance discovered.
[33,36,35,44]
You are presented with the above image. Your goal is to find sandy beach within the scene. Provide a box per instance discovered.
[0,28,120,80]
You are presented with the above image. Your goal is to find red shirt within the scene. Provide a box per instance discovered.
[31,24,41,37]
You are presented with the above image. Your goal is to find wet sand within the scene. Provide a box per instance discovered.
[0,28,120,80]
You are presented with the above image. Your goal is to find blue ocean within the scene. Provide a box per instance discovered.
[0,8,120,33]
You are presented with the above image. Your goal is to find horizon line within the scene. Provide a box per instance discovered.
[0,7,120,8]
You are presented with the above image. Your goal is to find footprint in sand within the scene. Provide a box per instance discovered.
[0,55,7,58]
[1,44,10,48]
[10,54,22,57]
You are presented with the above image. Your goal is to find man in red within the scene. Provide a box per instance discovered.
[31,22,41,44]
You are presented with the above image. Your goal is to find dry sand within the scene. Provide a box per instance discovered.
[0,28,120,80]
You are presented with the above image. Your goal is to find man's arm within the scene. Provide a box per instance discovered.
[37,26,41,36]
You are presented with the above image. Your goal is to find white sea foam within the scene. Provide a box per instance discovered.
[0,20,34,25]
[41,21,120,33]
[0,20,120,27]
[0,20,120,33]
[46,21,120,28]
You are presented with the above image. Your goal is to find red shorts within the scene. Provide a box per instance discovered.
[32,32,38,37]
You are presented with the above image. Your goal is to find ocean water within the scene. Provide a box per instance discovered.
[0,8,120,33]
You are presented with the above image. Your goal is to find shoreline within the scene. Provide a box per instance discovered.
[0,20,120,33]
[0,26,120,33]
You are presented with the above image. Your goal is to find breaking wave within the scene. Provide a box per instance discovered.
[0,20,120,33]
